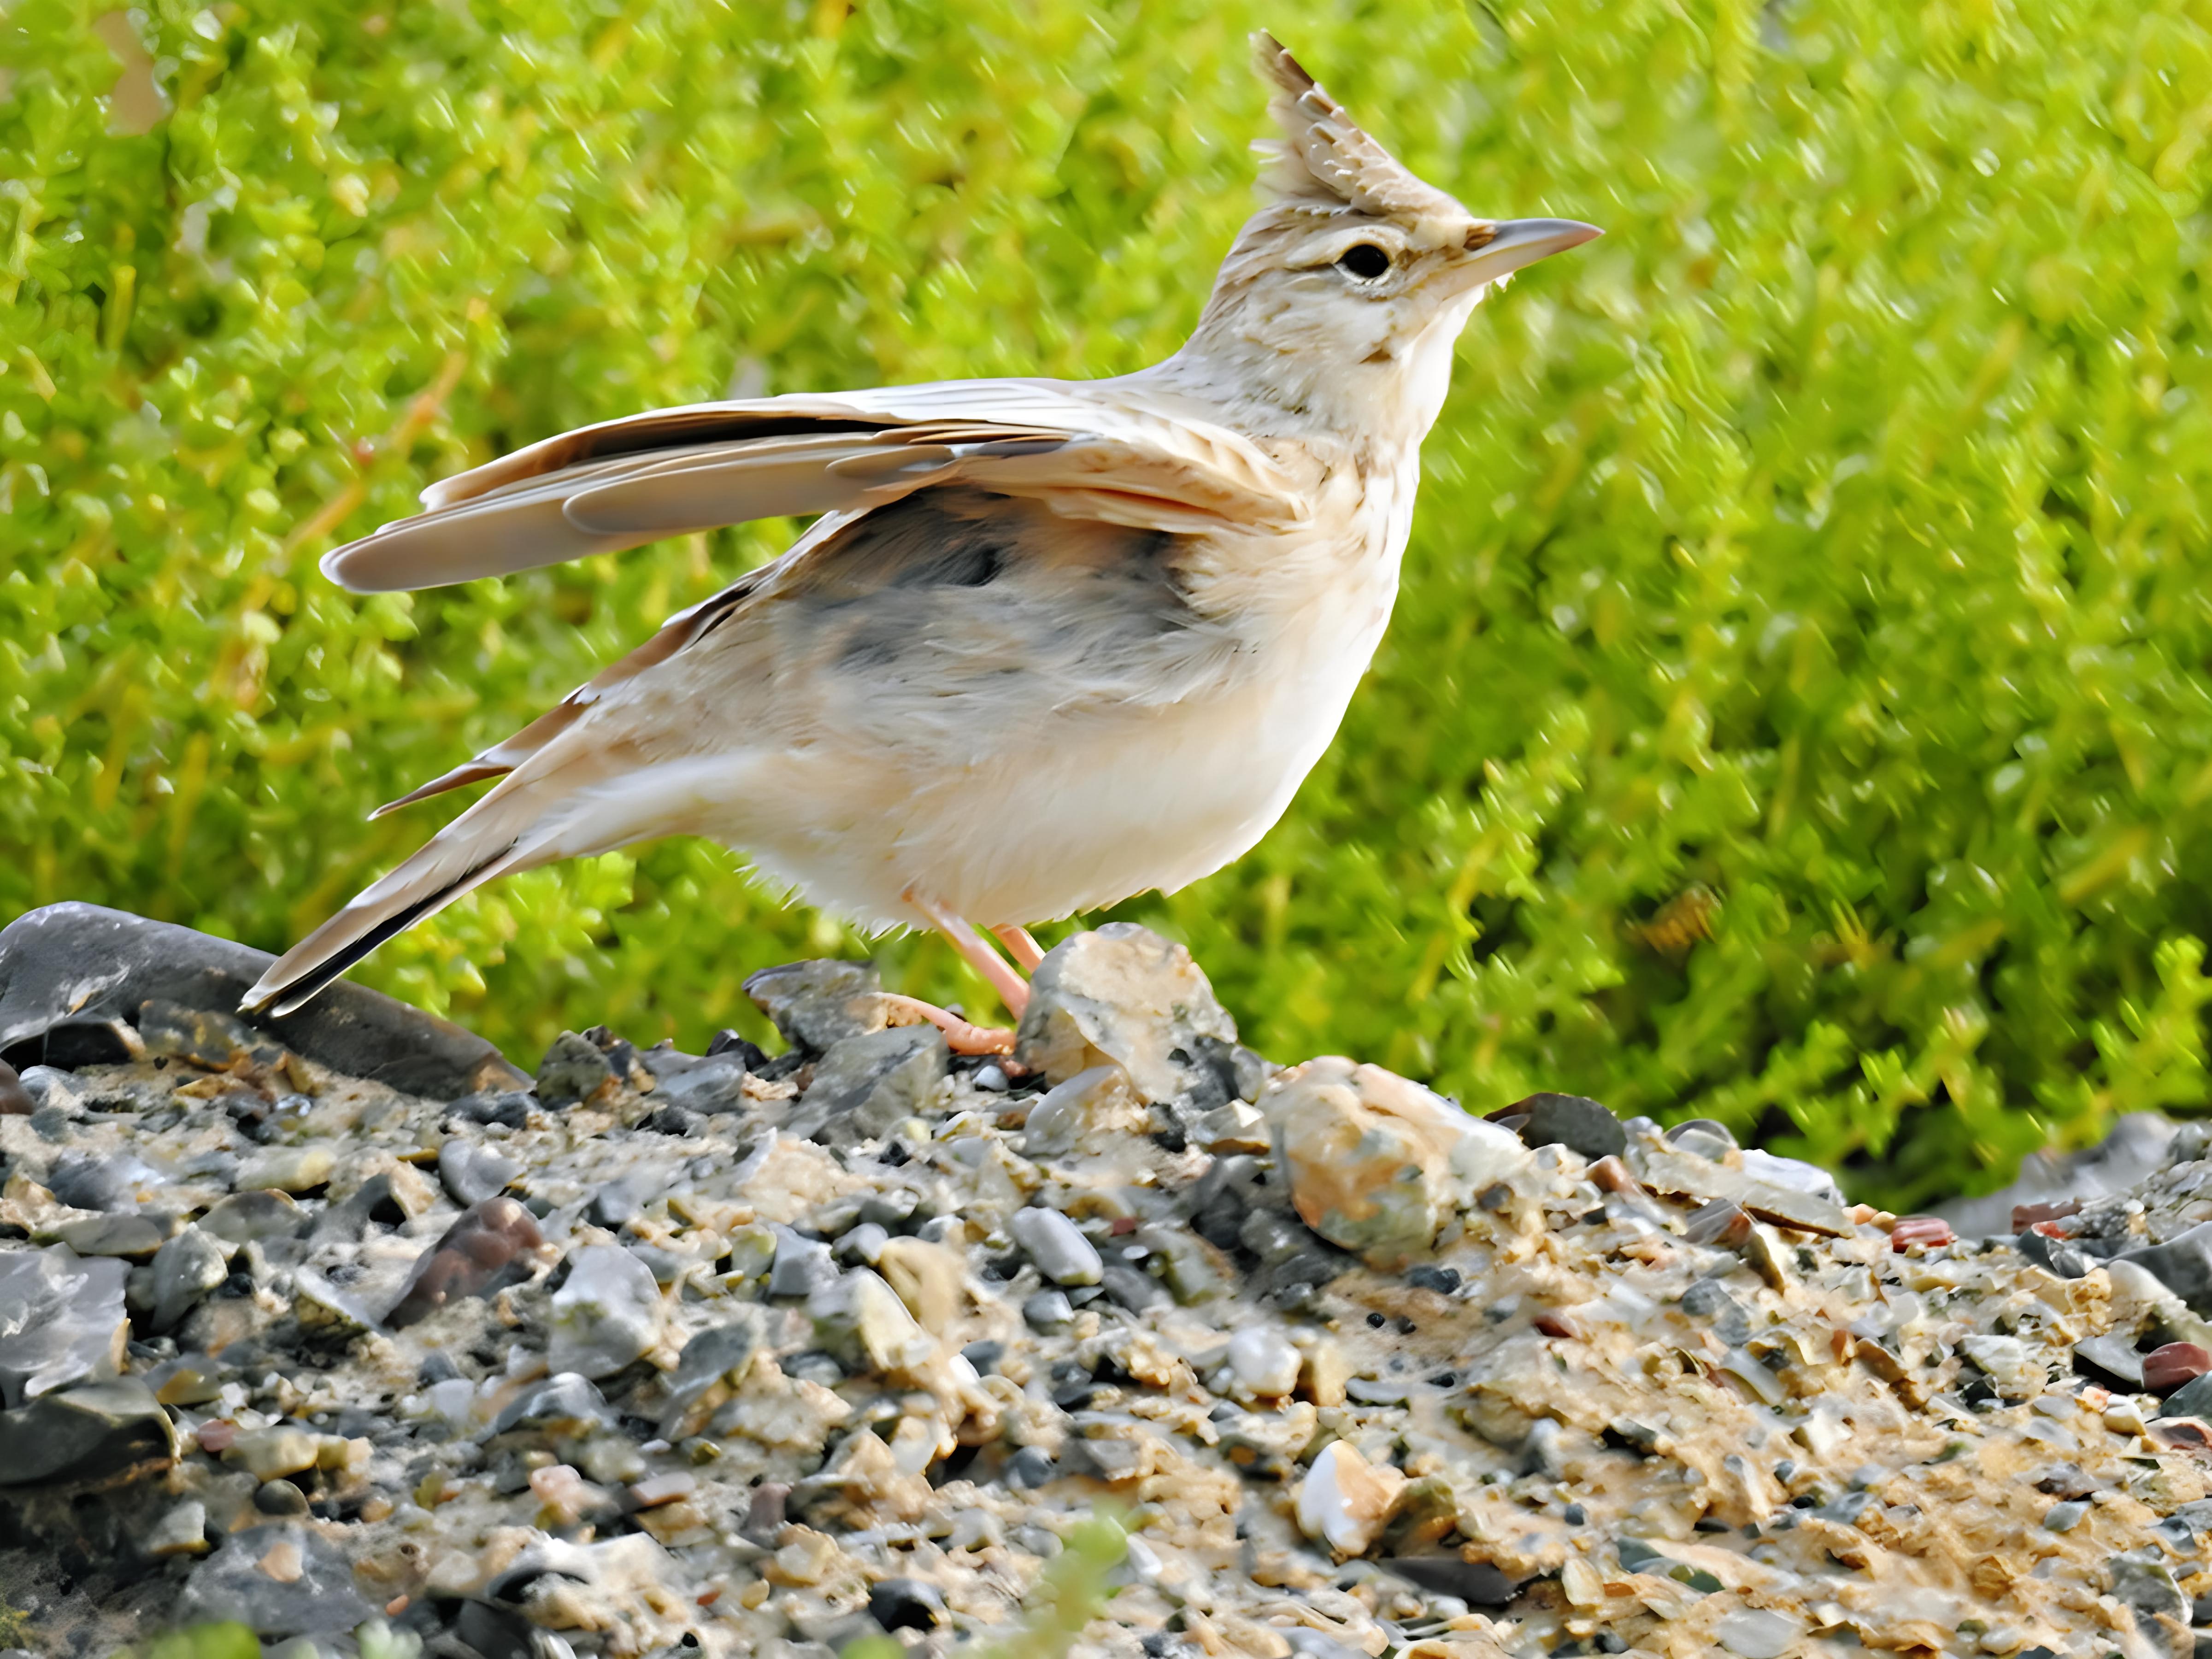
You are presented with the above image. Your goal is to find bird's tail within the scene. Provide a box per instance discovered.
[240,774,580,1018]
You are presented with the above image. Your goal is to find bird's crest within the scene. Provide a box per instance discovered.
[1251,32,1471,240]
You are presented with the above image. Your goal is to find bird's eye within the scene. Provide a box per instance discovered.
[1335,243,1391,280]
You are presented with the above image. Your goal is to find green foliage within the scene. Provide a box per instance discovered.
[6,0,2212,1204]
[138,1624,261,1659]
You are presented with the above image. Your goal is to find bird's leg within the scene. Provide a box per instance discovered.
[906,891,1031,1018]
[990,925,1047,972]
[878,995,1017,1058]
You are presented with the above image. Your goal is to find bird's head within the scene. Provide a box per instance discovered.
[1169,35,1599,446]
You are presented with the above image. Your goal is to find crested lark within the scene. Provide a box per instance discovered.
[243,35,1599,1047]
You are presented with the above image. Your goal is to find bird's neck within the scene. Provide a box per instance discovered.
[1138,294,1480,460]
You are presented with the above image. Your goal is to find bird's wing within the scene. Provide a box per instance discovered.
[322,380,1304,593]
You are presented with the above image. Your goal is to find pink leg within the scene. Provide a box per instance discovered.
[990,925,1046,972]
[879,994,1015,1057]
[908,891,1030,1019]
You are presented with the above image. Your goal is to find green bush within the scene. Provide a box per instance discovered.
[5,0,2210,1205]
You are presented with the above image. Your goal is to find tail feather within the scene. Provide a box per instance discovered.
[241,788,552,1016]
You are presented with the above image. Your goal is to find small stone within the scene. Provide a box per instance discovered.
[1024,1290,1075,1333]
[629,1471,696,1508]
[0,1059,30,1116]
[1665,1118,1738,1158]
[437,1139,522,1206]
[1406,1264,1460,1294]
[653,1058,749,1115]
[150,1227,230,1334]
[386,1196,547,1329]
[877,1236,965,1335]
[176,1523,374,1639]
[1022,1065,1145,1158]
[0,1245,128,1407]
[1740,1147,1845,1204]
[659,1312,767,1434]
[143,1498,210,1557]
[1684,1199,1751,1248]
[198,1189,303,1244]
[1520,1418,1565,1478]
[45,1151,162,1212]
[1014,924,1238,1102]
[1382,1555,1516,1606]
[2161,1371,2212,1419]
[1270,1057,1532,1268]
[745,959,888,1052]
[235,1145,335,1194]
[548,1244,664,1378]
[224,1427,318,1481]
[1512,1092,1625,1160]
[788,1026,948,1146]
[868,1577,946,1632]
[2145,1342,2212,1394]
[2123,1223,2212,1314]
[50,1212,166,1258]
[490,1372,611,1435]
[2073,1335,2146,1391]
[1196,1100,1272,1154]
[1891,1215,1955,1251]
[1715,1608,1805,1659]
[1100,1263,1168,1312]
[2014,1199,2082,1231]
[254,1478,311,1517]
[1296,1440,1407,1558]
[809,1267,934,1374]
[2018,1228,2092,1279]
[0,1377,176,1486]
[1960,1334,2037,1392]
[2043,1499,2089,1532]
[1227,1327,1302,1397]
[2109,1555,2188,1630]
[1010,1207,1103,1286]
[448,1088,533,1127]
[769,1227,838,1298]
[535,1031,617,1107]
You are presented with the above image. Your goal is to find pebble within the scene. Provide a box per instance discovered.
[2143,1341,2212,1394]
[1512,1092,1626,1159]
[0,1059,29,1116]
[768,1226,838,1298]
[1296,1440,1407,1557]
[198,1188,303,1244]
[1227,1326,1302,1397]
[867,1577,946,1632]
[0,1377,175,1486]
[0,1245,129,1406]
[149,1226,229,1334]
[235,1145,335,1194]
[745,958,890,1051]
[1009,1206,1103,1286]
[45,1151,162,1212]
[2122,1220,2212,1313]
[1715,1608,1804,1659]
[1014,923,1238,1101]
[788,1025,948,1146]
[1890,1215,1954,1251]
[436,1139,522,1206]
[386,1196,546,1329]
[547,1244,664,1378]
[1024,1290,1075,1333]
[535,1030,617,1106]
[1022,1065,1142,1158]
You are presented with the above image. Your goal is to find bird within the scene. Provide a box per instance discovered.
[241,34,1599,1052]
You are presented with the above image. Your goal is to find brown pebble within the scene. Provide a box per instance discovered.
[1890,1216,1954,1252]
[2012,1199,2081,1231]
[1534,1312,1580,1340]
[2151,1417,2212,1452]
[2144,1342,2212,1394]
[0,1059,30,1116]
[1590,1155,1644,1196]
[386,1196,546,1330]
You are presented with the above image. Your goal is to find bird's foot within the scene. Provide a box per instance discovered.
[881,994,1019,1058]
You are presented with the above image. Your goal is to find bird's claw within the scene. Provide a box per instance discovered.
[880,994,1021,1058]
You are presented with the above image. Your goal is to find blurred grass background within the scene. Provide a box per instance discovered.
[5,0,2212,1206]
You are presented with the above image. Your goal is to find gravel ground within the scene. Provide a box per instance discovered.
[1,907,2209,1659]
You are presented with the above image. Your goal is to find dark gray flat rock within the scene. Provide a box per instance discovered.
[0,902,527,1100]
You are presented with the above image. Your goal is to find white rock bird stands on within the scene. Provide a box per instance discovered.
[243,35,1599,1043]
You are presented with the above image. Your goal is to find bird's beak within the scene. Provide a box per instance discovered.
[1459,217,1603,287]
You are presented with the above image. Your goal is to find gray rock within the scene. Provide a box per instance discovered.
[200,1189,304,1244]
[490,1371,611,1434]
[1010,1207,1103,1286]
[177,1523,373,1638]
[150,1227,230,1334]
[438,1139,523,1206]
[0,902,527,1100]
[1513,1093,1625,1160]
[44,1151,161,1212]
[1024,1290,1075,1333]
[0,1245,128,1407]
[536,1030,617,1106]
[653,1057,750,1115]
[2163,1371,2212,1419]
[52,1212,166,1259]
[386,1197,547,1329]
[1100,1263,1169,1313]
[1381,1555,1517,1606]
[2124,1223,2212,1315]
[548,1243,662,1378]
[769,1227,838,1298]
[745,959,888,1052]
[807,1268,933,1373]
[868,1577,946,1632]
[2074,1335,2147,1391]
[0,1377,176,1485]
[1014,924,1238,1102]
[2109,1553,2188,1630]
[788,1026,948,1146]
[141,1498,211,1558]
[661,1312,769,1434]
[1664,1118,1739,1156]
